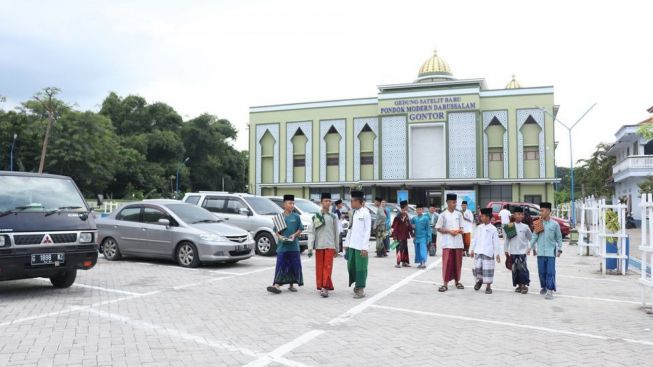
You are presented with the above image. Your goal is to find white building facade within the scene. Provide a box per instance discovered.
[608,114,653,221]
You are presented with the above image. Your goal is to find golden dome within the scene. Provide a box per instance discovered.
[505,74,522,89]
[417,50,453,81]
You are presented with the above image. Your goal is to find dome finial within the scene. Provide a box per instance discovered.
[416,49,453,82]
[505,73,522,89]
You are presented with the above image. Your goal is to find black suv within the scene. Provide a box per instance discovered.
[0,172,98,287]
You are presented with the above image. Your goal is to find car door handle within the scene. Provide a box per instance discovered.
[141,228,147,231]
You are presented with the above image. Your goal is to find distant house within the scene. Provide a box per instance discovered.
[607,107,653,220]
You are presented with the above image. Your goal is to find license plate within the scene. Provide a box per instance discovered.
[31,253,65,266]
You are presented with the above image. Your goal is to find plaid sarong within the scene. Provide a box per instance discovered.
[472,254,495,284]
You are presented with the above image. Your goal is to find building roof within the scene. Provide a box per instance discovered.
[505,74,522,89]
[416,50,454,82]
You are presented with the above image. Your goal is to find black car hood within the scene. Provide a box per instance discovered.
[0,212,96,233]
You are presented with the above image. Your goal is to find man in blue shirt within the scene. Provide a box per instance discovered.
[411,203,432,268]
[529,202,563,300]
[267,194,304,294]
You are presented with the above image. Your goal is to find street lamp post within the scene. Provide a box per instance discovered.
[176,157,190,199]
[10,133,18,171]
[539,103,597,227]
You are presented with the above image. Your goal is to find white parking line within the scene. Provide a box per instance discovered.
[32,278,146,296]
[79,307,260,356]
[0,290,159,328]
[369,304,653,346]
[409,280,640,304]
[70,283,145,296]
[78,307,313,367]
[210,266,275,276]
[243,330,325,367]
[244,259,443,367]
[557,274,627,283]
[328,258,442,326]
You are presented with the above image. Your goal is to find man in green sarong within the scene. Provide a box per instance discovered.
[345,190,372,299]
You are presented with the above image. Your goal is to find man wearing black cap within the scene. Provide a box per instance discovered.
[504,206,532,294]
[460,200,474,256]
[391,200,412,268]
[470,208,501,294]
[307,193,340,298]
[529,202,562,300]
[436,193,465,292]
[374,197,388,257]
[267,194,304,294]
[411,202,432,269]
[345,190,371,299]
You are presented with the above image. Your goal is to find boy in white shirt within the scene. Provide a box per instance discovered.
[470,208,501,294]
[504,206,532,294]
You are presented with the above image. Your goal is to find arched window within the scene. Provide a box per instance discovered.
[520,115,541,178]
[486,117,506,178]
[358,124,376,180]
[260,131,276,184]
[291,129,308,183]
[324,126,341,182]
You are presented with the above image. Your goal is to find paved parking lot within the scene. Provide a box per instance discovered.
[1,240,652,367]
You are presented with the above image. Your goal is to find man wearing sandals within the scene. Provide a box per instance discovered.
[307,193,340,298]
[529,202,562,300]
[267,194,304,294]
[436,193,465,292]
[470,208,501,294]
[504,206,532,294]
[346,190,371,299]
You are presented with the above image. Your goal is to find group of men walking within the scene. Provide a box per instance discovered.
[266,192,563,301]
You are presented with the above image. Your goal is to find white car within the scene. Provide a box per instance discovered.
[182,192,308,256]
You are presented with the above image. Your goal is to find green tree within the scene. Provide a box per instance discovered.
[99,92,186,197]
[181,114,247,192]
[639,176,653,194]
[573,143,615,198]
[44,111,120,196]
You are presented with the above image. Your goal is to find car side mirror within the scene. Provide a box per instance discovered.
[158,218,170,228]
[239,208,251,216]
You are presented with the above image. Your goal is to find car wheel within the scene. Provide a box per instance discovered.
[101,237,122,261]
[255,233,276,256]
[176,242,200,268]
[50,270,77,288]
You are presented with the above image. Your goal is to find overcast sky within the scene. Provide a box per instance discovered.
[1,0,651,166]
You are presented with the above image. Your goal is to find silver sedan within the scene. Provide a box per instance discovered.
[97,200,254,267]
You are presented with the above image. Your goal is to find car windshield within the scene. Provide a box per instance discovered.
[244,197,282,215]
[165,203,221,223]
[295,199,321,214]
[0,175,87,212]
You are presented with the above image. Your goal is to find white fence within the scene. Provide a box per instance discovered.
[639,193,653,308]
[574,196,628,275]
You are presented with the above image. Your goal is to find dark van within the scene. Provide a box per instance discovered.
[0,172,98,288]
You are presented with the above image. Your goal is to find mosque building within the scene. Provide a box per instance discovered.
[248,50,558,208]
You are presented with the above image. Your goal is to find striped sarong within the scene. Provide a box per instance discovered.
[472,254,495,284]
